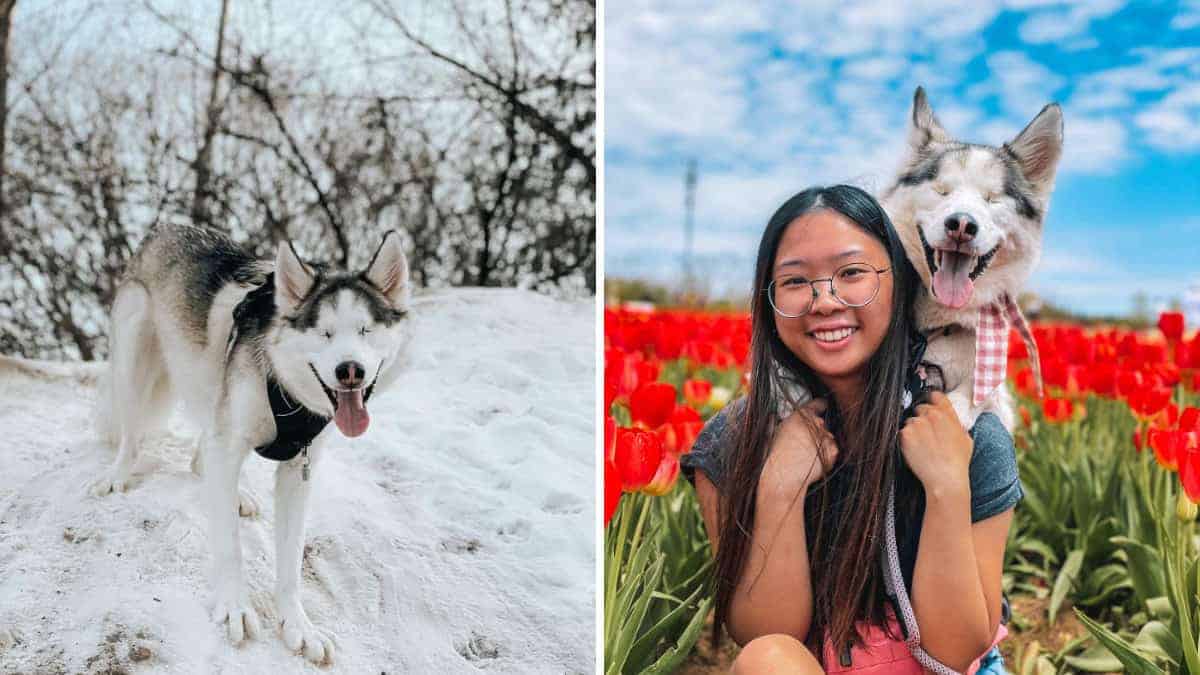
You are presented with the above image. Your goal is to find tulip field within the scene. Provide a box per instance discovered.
[604,306,1200,674]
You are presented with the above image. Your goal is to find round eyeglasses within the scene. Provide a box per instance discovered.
[767,263,891,318]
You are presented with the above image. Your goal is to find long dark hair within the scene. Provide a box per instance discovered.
[712,184,923,663]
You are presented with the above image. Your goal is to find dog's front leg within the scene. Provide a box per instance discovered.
[204,431,262,644]
[274,439,336,665]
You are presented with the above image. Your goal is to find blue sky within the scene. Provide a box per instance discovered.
[604,0,1200,318]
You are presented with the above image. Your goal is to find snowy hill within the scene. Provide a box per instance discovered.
[0,288,595,674]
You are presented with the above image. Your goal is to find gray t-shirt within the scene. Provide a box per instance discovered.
[680,400,1023,588]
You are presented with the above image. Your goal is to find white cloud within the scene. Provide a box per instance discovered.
[1171,0,1200,30]
[1016,0,1124,44]
[1062,36,1100,51]
[973,51,1065,117]
[842,55,908,81]
[1035,249,1105,276]
[1059,116,1128,173]
[1135,82,1200,151]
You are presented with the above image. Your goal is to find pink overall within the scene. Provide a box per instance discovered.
[821,609,1008,674]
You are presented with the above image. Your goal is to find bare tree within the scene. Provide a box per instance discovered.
[0,0,595,361]
[0,0,15,217]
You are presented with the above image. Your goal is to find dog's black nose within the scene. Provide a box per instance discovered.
[944,212,977,240]
[335,361,365,387]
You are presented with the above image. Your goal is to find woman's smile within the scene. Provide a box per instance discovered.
[807,325,859,349]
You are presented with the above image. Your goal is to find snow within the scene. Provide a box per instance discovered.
[0,288,595,674]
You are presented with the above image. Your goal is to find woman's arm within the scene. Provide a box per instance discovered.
[901,393,1012,670]
[694,400,837,647]
[911,494,1012,671]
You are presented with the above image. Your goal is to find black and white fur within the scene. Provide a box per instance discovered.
[883,87,1062,429]
[779,88,1062,430]
[91,223,412,664]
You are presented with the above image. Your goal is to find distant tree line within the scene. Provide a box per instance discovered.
[0,0,595,360]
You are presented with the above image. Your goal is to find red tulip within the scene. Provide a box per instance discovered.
[1019,405,1032,428]
[1008,328,1029,360]
[604,458,622,526]
[1043,398,1074,423]
[613,427,664,491]
[641,452,681,497]
[1063,365,1089,398]
[1129,387,1172,421]
[1089,363,1117,397]
[1151,404,1181,431]
[629,382,677,430]
[1159,311,1185,342]
[605,416,616,461]
[1149,429,1182,472]
[1140,343,1168,367]
[1133,428,1145,453]
[606,348,661,402]
[1117,370,1145,399]
[1175,432,1200,501]
[682,379,713,408]
[1014,368,1038,397]
[1182,407,1200,432]
[659,420,704,455]
[671,405,702,423]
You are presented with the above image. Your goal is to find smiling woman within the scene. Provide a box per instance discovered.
[678,185,1019,674]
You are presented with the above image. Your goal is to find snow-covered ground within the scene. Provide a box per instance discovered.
[0,288,595,674]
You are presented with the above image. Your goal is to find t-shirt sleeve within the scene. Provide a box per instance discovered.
[968,411,1023,522]
[680,401,739,489]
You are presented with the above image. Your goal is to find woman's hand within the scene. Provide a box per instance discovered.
[761,398,837,495]
[899,391,973,495]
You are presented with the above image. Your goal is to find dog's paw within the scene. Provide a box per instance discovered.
[213,596,262,645]
[238,488,261,518]
[86,471,133,497]
[280,610,336,665]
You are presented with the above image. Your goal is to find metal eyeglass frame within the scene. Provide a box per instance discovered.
[766,263,892,318]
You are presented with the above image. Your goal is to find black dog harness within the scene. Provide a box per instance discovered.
[253,372,378,480]
[254,377,331,463]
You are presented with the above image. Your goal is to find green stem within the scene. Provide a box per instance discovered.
[605,494,633,642]
[1171,485,1200,675]
[628,494,653,559]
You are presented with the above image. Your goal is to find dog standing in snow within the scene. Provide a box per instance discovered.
[92,223,412,664]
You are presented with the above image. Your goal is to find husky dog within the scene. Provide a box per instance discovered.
[882,87,1061,429]
[91,223,412,664]
[778,87,1062,430]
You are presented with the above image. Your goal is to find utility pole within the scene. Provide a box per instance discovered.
[682,159,697,293]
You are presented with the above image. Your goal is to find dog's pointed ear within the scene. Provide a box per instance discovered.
[274,240,314,314]
[1005,103,1063,194]
[365,231,410,308]
[908,86,951,151]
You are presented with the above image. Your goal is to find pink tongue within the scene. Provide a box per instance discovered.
[333,389,370,437]
[932,251,975,309]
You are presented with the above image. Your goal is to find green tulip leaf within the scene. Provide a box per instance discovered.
[1050,549,1084,624]
[1074,608,1166,675]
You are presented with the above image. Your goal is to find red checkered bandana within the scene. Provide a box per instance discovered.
[974,294,1043,406]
